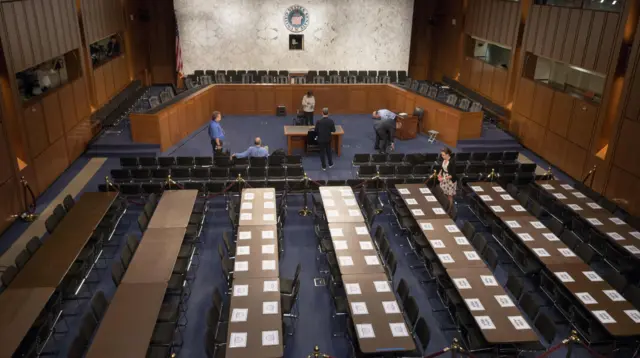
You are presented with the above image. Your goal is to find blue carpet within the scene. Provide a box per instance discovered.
[0,114,614,358]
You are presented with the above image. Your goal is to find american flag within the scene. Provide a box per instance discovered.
[176,24,183,77]
[291,15,302,25]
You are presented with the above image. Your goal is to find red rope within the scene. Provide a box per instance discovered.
[206,181,237,199]
[535,342,566,358]
[422,348,449,358]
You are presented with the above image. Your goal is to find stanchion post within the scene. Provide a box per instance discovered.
[486,168,499,182]
[298,172,312,216]
[236,173,245,192]
[426,170,437,187]
[544,166,555,181]
[307,345,330,358]
[563,330,580,358]
[14,176,38,222]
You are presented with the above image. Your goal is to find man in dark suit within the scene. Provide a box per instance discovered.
[314,107,336,170]
[374,117,402,153]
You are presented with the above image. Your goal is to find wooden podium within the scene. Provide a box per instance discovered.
[395,114,419,140]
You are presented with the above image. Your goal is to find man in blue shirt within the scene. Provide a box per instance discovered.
[372,109,397,121]
[232,137,269,158]
[208,111,225,154]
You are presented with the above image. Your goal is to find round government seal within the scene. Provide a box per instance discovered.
[284,5,309,33]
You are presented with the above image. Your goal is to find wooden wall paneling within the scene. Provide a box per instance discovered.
[103,62,116,99]
[480,0,490,39]
[72,78,91,121]
[504,1,517,47]
[366,87,385,111]
[255,87,274,114]
[23,103,49,158]
[584,11,605,71]
[2,3,24,71]
[567,100,598,149]
[58,84,78,133]
[42,92,64,144]
[596,13,620,74]
[531,83,553,127]
[0,178,20,233]
[498,1,508,45]
[348,89,367,113]
[32,0,51,61]
[167,107,180,146]
[605,166,640,214]
[465,0,474,34]
[542,130,561,166]
[9,2,34,70]
[480,62,494,97]
[64,118,91,162]
[51,0,68,54]
[514,77,535,118]
[491,67,507,104]
[624,61,640,121]
[471,0,481,36]
[470,58,483,91]
[524,119,546,154]
[24,1,43,65]
[552,8,570,61]
[42,0,61,61]
[534,6,549,56]
[94,66,107,106]
[563,141,587,179]
[612,119,640,178]
[60,0,76,53]
[489,0,500,43]
[0,123,13,184]
[525,5,540,53]
[562,9,581,64]
[542,7,559,58]
[33,136,68,193]
[548,91,574,137]
[571,10,592,67]
[460,57,472,87]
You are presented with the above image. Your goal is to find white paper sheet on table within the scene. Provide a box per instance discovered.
[229,332,248,348]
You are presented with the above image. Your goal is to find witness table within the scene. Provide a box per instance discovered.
[536,180,605,216]
[122,228,188,284]
[239,188,278,226]
[0,287,57,357]
[342,273,416,354]
[329,223,384,275]
[417,219,484,269]
[470,183,529,217]
[549,265,640,336]
[284,125,344,156]
[319,187,364,223]
[233,225,280,279]
[226,278,284,358]
[579,213,640,257]
[147,190,197,228]
[86,283,168,358]
[9,192,117,289]
[447,267,539,344]
[501,216,583,266]
[395,184,448,219]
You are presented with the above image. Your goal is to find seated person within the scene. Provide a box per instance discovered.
[232,137,269,158]
[372,108,397,121]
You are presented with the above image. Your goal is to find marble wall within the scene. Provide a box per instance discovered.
[174,0,414,73]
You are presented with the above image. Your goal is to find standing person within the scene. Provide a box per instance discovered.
[314,108,336,171]
[208,111,225,154]
[302,90,316,125]
[372,109,397,121]
[373,118,401,153]
[438,147,458,214]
